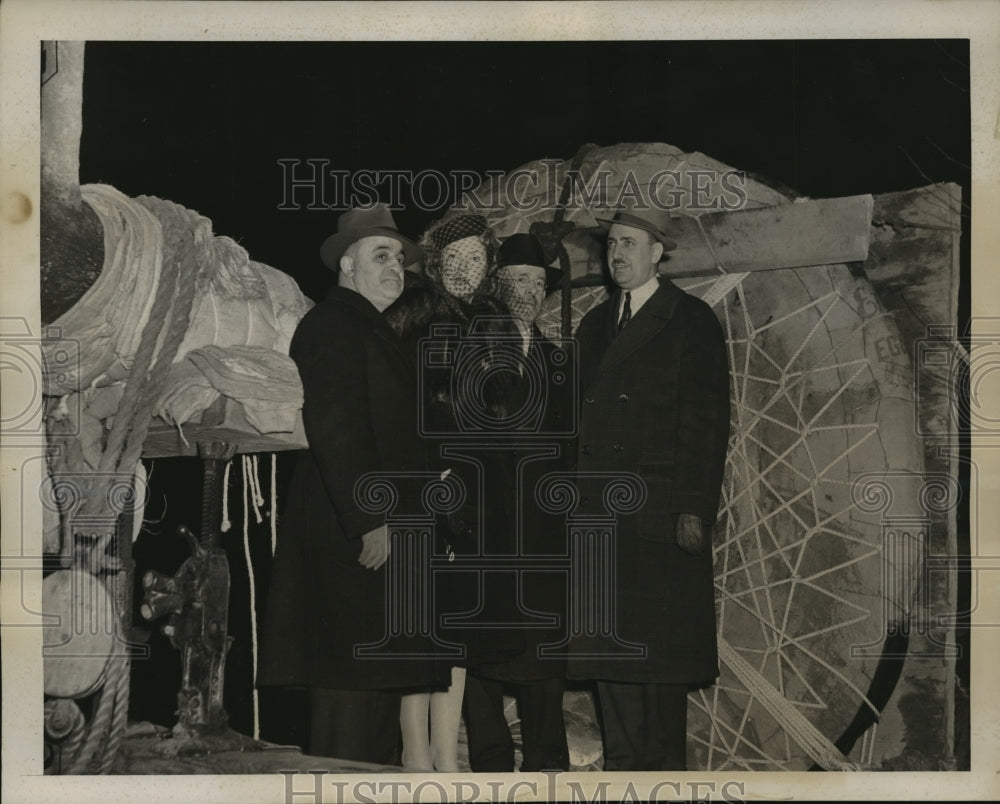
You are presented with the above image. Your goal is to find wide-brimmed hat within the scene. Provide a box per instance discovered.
[596,208,678,253]
[497,232,563,291]
[320,203,422,271]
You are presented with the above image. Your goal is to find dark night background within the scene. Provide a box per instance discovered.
[79,40,971,304]
[75,40,971,750]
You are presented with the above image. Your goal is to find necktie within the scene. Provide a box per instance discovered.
[618,292,632,332]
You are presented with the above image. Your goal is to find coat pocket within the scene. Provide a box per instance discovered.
[636,464,673,543]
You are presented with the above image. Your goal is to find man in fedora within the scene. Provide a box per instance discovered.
[258,203,446,764]
[568,208,730,770]
[461,232,573,772]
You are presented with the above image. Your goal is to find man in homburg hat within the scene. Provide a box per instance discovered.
[569,208,731,770]
[461,232,573,772]
[259,203,446,764]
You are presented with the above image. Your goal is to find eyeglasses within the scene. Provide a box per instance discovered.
[505,275,547,293]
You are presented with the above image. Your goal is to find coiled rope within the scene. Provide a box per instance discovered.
[64,634,130,774]
[63,195,207,773]
[109,198,208,476]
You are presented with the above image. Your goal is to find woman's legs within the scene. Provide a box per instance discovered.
[429,666,467,772]
[400,691,433,771]
[400,666,468,772]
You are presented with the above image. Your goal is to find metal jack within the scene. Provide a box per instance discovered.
[139,441,250,747]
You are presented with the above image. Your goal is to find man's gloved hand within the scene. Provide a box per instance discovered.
[676,513,709,555]
[358,524,390,570]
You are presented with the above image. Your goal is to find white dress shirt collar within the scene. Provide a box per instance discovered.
[618,274,660,320]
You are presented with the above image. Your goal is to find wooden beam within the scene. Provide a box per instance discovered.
[142,397,306,458]
[660,194,874,278]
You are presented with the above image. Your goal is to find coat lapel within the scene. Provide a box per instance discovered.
[528,324,547,359]
[596,278,683,373]
[373,316,416,380]
[329,286,413,376]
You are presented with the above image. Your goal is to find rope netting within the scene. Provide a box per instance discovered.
[691,269,898,770]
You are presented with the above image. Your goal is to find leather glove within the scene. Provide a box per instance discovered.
[676,513,709,555]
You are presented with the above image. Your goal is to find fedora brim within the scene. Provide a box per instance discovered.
[320,226,423,271]
[595,217,678,253]
[498,261,565,293]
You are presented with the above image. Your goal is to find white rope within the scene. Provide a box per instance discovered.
[248,455,264,525]
[270,453,278,556]
[209,285,219,344]
[242,456,260,740]
[718,638,857,770]
[701,273,746,309]
[865,721,878,766]
[692,689,785,769]
[220,460,232,533]
[131,461,147,543]
[251,455,265,508]
[688,210,727,274]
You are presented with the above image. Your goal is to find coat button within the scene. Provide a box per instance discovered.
[618,393,629,402]
[582,445,591,455]
[585,396,595,404]
[613,443,623,452]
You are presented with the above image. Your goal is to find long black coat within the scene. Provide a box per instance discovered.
[477,325,574,682]
[385,282,525,668]
[258,286,447,691]
[567,278,730,684]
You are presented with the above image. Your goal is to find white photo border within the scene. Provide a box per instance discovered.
[2,1,998,801]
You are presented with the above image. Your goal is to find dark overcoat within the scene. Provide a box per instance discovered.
[384,281,525,668]
[477,325,574,682]
[258,285,447,691]
[567,278,730,684]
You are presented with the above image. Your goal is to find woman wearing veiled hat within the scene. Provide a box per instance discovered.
[385,213,525,771]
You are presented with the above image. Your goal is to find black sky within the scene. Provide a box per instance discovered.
[79,39,970,303]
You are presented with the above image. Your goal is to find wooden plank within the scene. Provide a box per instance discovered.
[858,182,962,769]
[864,183,961,354]
[113,723,403,774]
[660,194,874,278]
[142,396,306,458]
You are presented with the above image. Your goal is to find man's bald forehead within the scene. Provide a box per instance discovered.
[350,234,405,255]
